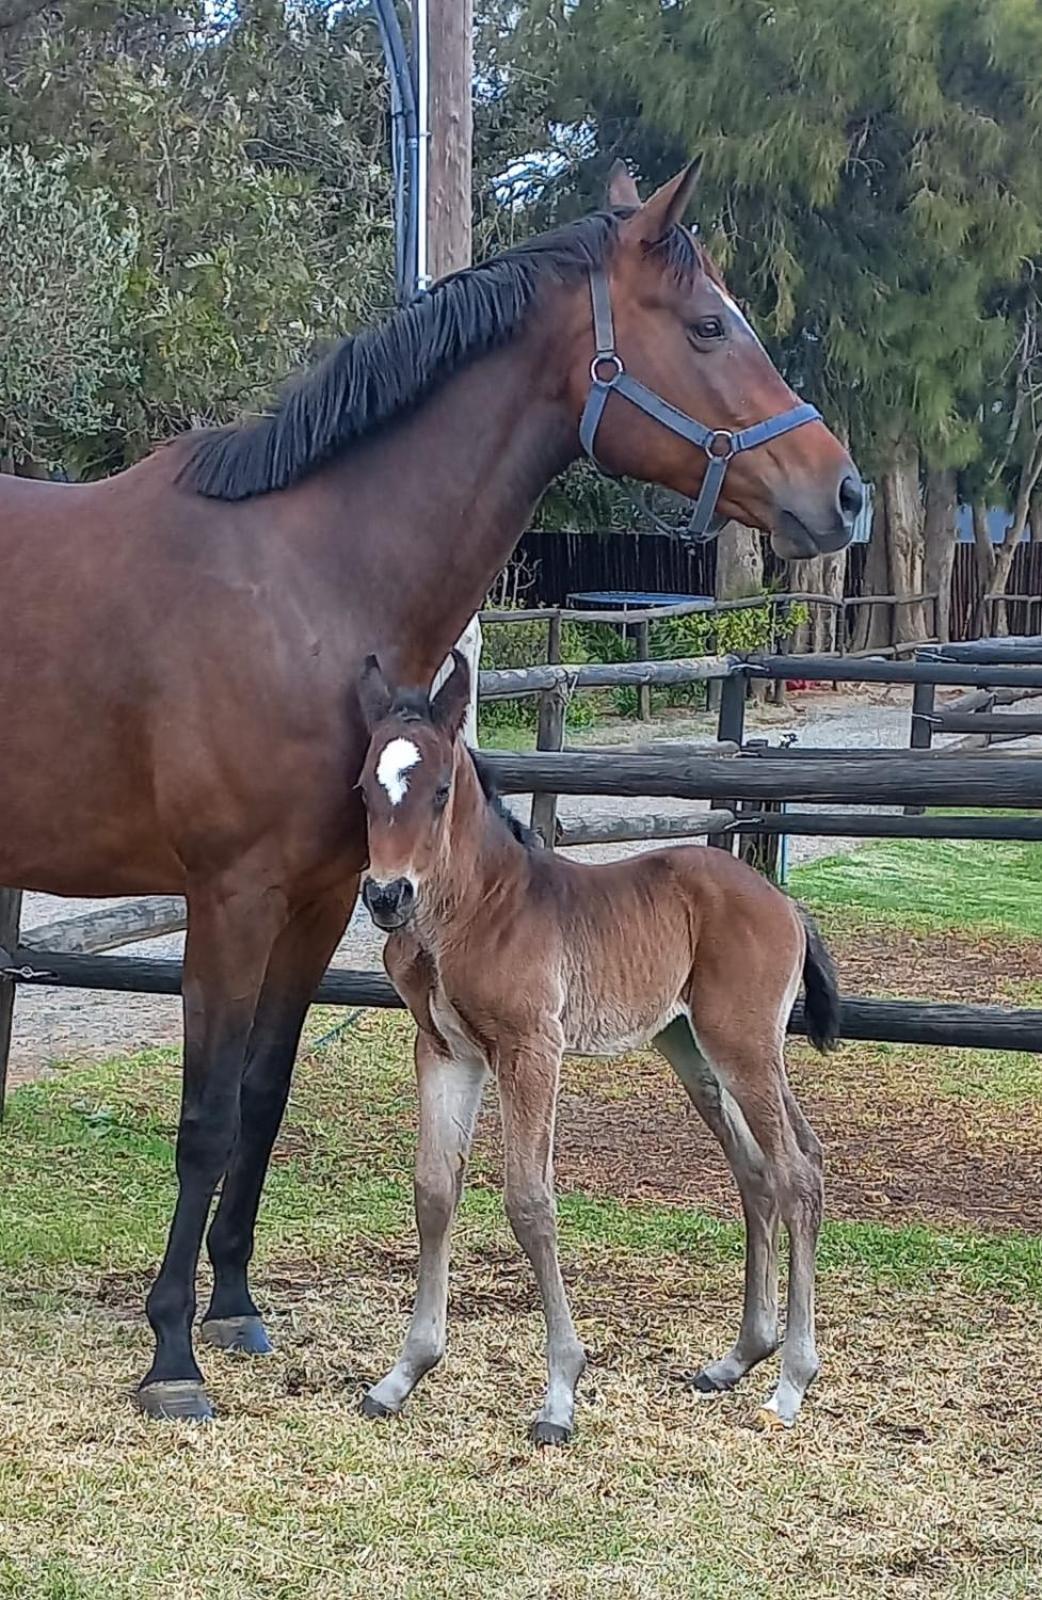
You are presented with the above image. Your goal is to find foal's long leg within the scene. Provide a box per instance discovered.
[202,885,356,1353]
[362,1030,487,1419]
[655,1017,780,1391]
[498,1040,586,1446]
[137,876,288,1420]
[665,1006,823,1427]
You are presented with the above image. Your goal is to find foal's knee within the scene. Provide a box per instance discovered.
[504,1182,555,1246]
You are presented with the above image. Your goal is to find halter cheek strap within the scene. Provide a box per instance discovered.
[578,266,822,546]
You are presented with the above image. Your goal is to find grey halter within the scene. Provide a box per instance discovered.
[578,266,822,545]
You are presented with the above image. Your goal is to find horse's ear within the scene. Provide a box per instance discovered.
[430,649,470,737]
[358,654,393,731]
[606,159,641,209]
[626,156,703,244]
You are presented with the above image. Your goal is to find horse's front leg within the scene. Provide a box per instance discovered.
[201,884,357,1354]
[136,874,288,1421]
[362,1028,487,1419]
[498,1032,586,1446]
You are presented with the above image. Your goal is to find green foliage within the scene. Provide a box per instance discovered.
[0,149,139,470]
[478,607,595,738]
[0,3,392,474]
[494,0,1042,476]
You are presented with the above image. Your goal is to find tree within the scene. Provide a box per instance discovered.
[486,0,1042,632]
[0,149,139,473]
[0,0,393,474]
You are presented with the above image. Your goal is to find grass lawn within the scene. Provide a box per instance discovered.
[789,832,1042,939]
[1,836,1041,1597]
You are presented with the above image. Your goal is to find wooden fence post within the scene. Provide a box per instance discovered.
[905,679,936,815]
[710,670,746,850]
[530,682,567,844]
[547,612,562,666]
[0,889,23,1121]
[635,618,652,720]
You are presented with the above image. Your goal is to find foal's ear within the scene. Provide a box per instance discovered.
[606,159,641,209]
[430,649,470,737]
[358,654,394,731]
[626,156,703,244]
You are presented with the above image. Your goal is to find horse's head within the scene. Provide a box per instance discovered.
[564,160,862,559]
[357,652,472,932]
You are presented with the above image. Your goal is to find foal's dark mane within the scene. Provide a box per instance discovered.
[471,751,542,851]
[184,211,702,502]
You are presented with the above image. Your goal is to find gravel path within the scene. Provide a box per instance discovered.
[7,684,1032,1079]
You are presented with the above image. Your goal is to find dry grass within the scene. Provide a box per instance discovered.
[2,943,1041,1598]
[2,1245,1041,1600]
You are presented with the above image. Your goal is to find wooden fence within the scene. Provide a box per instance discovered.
[4,644,1042,1114]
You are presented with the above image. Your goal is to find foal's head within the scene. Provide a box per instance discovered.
[357,652,479,931]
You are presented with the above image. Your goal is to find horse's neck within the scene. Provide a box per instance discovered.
[320,324,578,686]
[420,768,531,956]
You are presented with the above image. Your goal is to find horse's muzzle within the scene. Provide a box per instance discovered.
[362,876,416,930]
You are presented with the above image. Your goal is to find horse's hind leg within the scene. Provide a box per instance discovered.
[498,1036,586,1446]
[136,875,287,1421]
[655,1017,781,1394]
[363,1030,487,1419]
[202,884,356,1355]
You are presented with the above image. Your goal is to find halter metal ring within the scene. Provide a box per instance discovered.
[590,352,624,384]
[705,429,737,460]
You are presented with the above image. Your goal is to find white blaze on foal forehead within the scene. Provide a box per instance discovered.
[376,737,422,806]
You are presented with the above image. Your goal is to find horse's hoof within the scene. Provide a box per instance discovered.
[135,1380,214,1422]
[752,1406,791,1432]
[360,1391,396,1421]
[531,1419,572,1448]
[200,1314,273,1356]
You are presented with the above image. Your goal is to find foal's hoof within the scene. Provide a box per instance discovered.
[360,1391,396,1421]
[135,1380,214,1423]
[530,1419,572,1448]
[200,1314,273,1356]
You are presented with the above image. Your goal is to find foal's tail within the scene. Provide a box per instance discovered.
[798,908,841,1053]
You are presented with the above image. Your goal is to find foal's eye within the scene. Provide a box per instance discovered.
[691,316,725,341]
[433,783,451,810]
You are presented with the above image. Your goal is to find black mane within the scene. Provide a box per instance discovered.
[471,752,543,851]
[183,210,701,502]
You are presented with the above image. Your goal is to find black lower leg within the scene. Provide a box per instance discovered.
[202,892,353,1337]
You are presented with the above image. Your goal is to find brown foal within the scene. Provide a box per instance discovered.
[356,655,840,1443]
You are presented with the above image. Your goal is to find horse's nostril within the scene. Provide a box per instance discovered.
[838,473,865,524]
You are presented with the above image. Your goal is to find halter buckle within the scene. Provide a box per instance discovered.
[705,430,737,461]
[590,353,624,385]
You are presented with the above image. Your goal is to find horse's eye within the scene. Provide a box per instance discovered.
[691,316,725,341]
[433,783,451,810]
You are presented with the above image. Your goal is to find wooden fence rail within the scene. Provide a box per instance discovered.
[2,946,1039,1053]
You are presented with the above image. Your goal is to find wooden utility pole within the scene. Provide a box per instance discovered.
[426,0,472,282]
[426,0,482,742]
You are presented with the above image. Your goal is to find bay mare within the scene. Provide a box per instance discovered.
[0,162,859,1420]
[358,653,839,1441]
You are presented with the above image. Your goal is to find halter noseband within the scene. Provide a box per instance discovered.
[578,266,822,545]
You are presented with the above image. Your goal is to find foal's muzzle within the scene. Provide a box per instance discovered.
[362,876,416,930]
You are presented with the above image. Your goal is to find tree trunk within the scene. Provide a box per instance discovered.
[923,466,957,642]
[788,552,847,652]
[715,522,767,699]
[980,432,1042,636]
[879,436,925,643]
[852,487,894,651]
[1031,499,1042,543]
[972,501,995,586]
[714,521,764,600]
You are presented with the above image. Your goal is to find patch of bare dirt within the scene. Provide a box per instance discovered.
[826,924,1042,1006]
